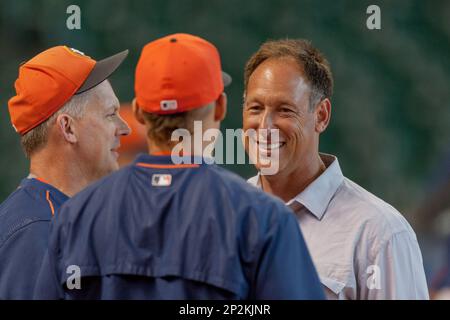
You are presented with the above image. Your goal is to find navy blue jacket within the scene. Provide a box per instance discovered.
[0,178,68,299]
[34,154,324,300]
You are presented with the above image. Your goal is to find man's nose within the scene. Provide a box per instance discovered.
[117,115,131,136]
[258,110,282,143]
[259,110,275,130]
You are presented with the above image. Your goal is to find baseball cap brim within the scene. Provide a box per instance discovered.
[222,71,232,87]
[76,49,129,94]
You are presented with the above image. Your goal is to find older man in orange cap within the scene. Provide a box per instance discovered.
[0,46,130,299]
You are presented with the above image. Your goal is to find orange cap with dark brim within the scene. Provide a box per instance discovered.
[135,33,231,115]
[7,46,128,135]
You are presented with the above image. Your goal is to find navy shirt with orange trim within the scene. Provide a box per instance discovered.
[34,154,324,300]
[0,178,68,299]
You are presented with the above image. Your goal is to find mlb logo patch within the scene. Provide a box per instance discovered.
[160,100,178,111]
[152,174,172,187]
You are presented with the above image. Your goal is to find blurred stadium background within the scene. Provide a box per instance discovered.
[1,0,449,296]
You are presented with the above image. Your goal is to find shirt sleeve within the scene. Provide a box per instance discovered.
[251,209,325,300]
[360,230,430,300]
[0,221,50,299]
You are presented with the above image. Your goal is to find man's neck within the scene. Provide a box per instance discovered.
[260,153,326,203]
[147,141,206,157]
[29,150,91,197]
[147,144,173,156]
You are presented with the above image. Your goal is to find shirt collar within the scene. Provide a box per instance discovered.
[248,153,344,220]
[19,177,69,203]
[133,153,212,166]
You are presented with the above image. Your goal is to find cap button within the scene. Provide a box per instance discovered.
[170,38,177,43]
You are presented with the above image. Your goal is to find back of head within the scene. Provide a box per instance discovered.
[134,33,231,148]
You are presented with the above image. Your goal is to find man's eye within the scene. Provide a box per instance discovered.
[248,105,262,112]
[279,107,294,114]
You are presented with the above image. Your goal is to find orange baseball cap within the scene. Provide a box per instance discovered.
[135,33,231,115]
[8,46,128,135]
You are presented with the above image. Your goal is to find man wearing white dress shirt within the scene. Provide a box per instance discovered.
[242,38,429,299]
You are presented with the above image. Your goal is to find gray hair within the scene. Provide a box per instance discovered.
[20,89,94,158]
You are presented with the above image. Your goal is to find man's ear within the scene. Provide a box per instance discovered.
[56,113,78,143]
[132,98,146,125]
[315,98,331,133]
[214,92,227,122]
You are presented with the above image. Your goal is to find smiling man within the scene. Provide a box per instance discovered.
[0,46,130,299]
[243,39,429,299]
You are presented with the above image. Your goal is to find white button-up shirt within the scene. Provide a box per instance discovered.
[248,153,429,300]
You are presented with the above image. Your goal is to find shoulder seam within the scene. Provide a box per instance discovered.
[0,219,50,250]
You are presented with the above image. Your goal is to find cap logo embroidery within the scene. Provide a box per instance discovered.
[160,100,178,111]
[68,47,86,56]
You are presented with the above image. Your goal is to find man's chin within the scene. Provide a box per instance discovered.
[253,158,282,176]
[247,148,283,176]
[102,161,120,177]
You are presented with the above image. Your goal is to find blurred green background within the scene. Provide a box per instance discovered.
[1,0,450,278]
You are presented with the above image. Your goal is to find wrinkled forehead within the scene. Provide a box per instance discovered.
[246,58,311,102]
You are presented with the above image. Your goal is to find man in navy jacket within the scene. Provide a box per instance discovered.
[0,46,130,299]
